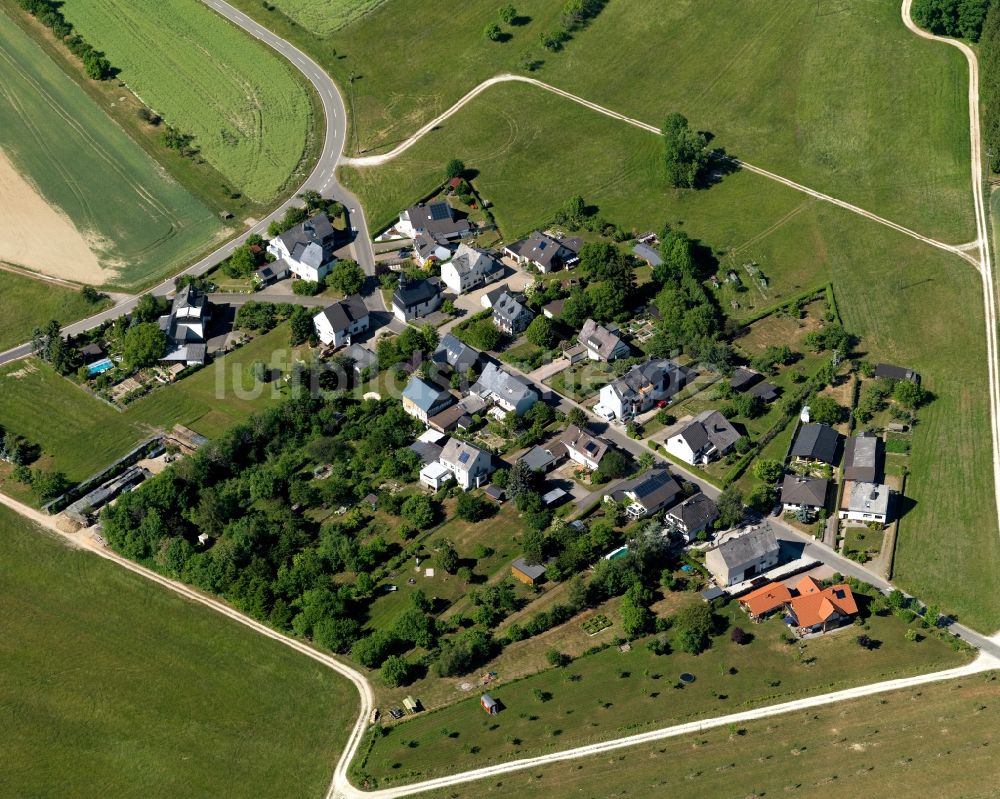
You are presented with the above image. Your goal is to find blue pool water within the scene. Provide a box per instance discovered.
[87,358,114,376]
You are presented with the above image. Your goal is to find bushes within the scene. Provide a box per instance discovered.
[16,0,114,80]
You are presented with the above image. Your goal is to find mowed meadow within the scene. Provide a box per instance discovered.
[59,0,315,203]
[0,10,221,288]
[0,505,355,798]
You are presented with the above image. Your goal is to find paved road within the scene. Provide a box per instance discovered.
[0,0,379,367]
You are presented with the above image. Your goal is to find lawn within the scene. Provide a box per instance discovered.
[264,0,387,35]
[0,271,110,351]
[0,10,222,288]
[356,598,969,787]
[0,325,299,488]
[421,670,1000,799]
[844,525,885,561]
[326,0,972,241]
[546,361,616,401]
[58,0,314,203]
[0,504,355,798]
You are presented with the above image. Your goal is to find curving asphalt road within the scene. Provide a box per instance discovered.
[0,0,378,366]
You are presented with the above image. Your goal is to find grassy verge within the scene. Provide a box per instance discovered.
[421,668,1000,799]
[358,599,968,787]
[0,271,110,350]
[0,504,355,798]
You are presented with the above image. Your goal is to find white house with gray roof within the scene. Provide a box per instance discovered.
[393,276,442,322]
[559,424,610,470]
[596,359,693,421]
[397,201,470,240]
[421,438,493,491]
[578,319,630,362]
[705,524,781,587]
[266,214,337,283]
[441,244,503,295]
[503,231,581,273]
[313,294,369,347]
[491,290,534,335]
[470,362,538,416]
[402,375,454,423]
[664,410,740,465]
[838,481,892,524]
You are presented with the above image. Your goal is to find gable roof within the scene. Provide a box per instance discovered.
[560,424,610,464]
[401,201,470,238]
[315,294,368,332]
[394,276,441,308]
[492,291,534,325]
[711,525,780,569]
[440,437,488,471]
[791,423,841,464]
[402,375,453,412]
[740,582,793,617]
[414,232,452,260]
[874,362,920,383]
[508,230,579,269]
[616,468,682,511]
[579,318,628,360]
[275,213,335,253]
[730,367,763,392]
[748,380,779,402]
[519,445,559,472]
[667,492,719,530]
[511,557,547,580]
[789,582,858,628]
[446,243,499,277]
[343,343,376,371]
[780,474,829,507]
[433,333,481,373]
[471,362,538,407]
[483,283,511,308]
[428,404,473,432]
[678,410,741,453]
[843,432,883,482]
[609,359,692,402]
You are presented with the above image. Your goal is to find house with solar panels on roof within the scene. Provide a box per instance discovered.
[420,438,493,491]
[559,424,611,471]
[396,201,471,240]
[503,231,582,273]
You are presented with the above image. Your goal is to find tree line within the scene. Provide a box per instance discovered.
[15,0,114,80]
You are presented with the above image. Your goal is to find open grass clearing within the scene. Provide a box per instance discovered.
[359,598,969,787]
[58,0,314,203]
[422,668,1000,799]
[0,504,354,798]
[0,10,222,287]
[0,270,110,351]
[329,0,972,240]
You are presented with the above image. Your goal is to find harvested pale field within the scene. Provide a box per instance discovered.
[0,148,107,284]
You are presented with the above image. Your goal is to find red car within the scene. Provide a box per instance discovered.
[657,400,669,408]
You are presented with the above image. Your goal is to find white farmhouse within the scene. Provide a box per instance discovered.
[312,295,370,347]
[441,244,502,295]
[266,214,338,283]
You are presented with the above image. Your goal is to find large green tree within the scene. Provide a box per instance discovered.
[662,112,711,188]
[122,322,167,369]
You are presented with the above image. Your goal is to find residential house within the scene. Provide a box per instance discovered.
[428,404,474,434]
[874,362,920,384]
[481,283,511,310]
[343,343,377,378]
[839,481,892,524]
[786,576,858,634]
[596,359,693,421]
[313,294,370,347]
[412,232,453,268]
[542,299,565,320]
[79,342,104,366]
[503,230,581,273]
[560,424,610,471]
[432,333,481,380]
[664,493,719,542]
[158,284,209,366]
[511,557,548,585]
[664,410,740,465]
[780,475,829,514]
[748,381,780,403]
[409,429,445,465]
[396,201,470,240]
[607,468,683,520]
[739,582,793,620]
[843,431,884,482]
[436,437,493,490]
[492,290,534,335]
[730,367,763,392]
[632,242,663,267]
[704,524,781,587]
[578,318,631,362]
[266,214,337,282]
[393,275,442,322]
[469,362,538,416]
[401,375,455,423]
[791,423,842,466]
[253,260,290,286]
[440,243,502,295]
[518,442,567,473]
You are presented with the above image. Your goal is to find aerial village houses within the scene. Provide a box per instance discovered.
[266,213,337,282]
[596,359,693,421]
[791,423,842,466]
[503,230,582,273]
[440,244,503,295]
[158,284,208,366]
[420,438,493,491]
[396,200,471,241]
[491,290,534,335]
[393,275,442,322]
[664,410,740,465]
[470,362,538,416]
[402,375,455,423]
[560,424,610,471]
[664,493,719,542]
[312,295,370,347]
[839,481,892,524]
[705,524,781,587]
[578,318,630,361]
[607,468,683,519]
[780,474,829,516]
[843,431,884,482]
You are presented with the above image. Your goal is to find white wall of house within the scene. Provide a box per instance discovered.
[838,508,887,524]
[394,294,442,323]
[313,311,370,347]
[598,385,626,421]
[439,452,492,490]
[566,446,601,472]
[664,434,699,465]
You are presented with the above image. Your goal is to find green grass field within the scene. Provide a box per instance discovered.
[0,504,354,798]
[0,325,297,487]
[250,0,975,240]
[0,11,222,288]
[359,602,967,787]
[0,271,110,351]
[267,0,387,35]
[59,0,313,203]
[423,671,1000,799]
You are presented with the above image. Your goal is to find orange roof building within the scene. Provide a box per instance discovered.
[788,582,858,632]
[740,583,793,618]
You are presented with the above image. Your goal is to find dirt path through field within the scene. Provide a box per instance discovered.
[0,146,109,285]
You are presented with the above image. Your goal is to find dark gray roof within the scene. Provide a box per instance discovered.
[317,294,368,332]
[519,445,559,472]
[874,363,920,383]
[780,475,829,507]
[484,283,511,307]
[409,441,443,465]
[748,381,779,402]
[843,432,883,482]
[275,213,335,252]
[394,277,441,309]
[730,367,763,392]
[402,201,470,238]
[80,343,104,358]
[668,493,719,531]
[791,423,841,464]
[610,359,692,402]
[679,410,740,453]
[712,525,780,569]
[433,333,481,373]
[507,231,579,269]
[632,242,663,267]
[343,344,376,372]
[616,468,682,511]
[492,291,533,326]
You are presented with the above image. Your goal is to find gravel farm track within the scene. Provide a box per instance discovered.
[4,0,1000,796]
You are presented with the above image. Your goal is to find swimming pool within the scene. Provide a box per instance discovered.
[87,358,114,376]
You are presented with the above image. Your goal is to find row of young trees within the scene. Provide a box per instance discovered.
[16,0,113,79]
